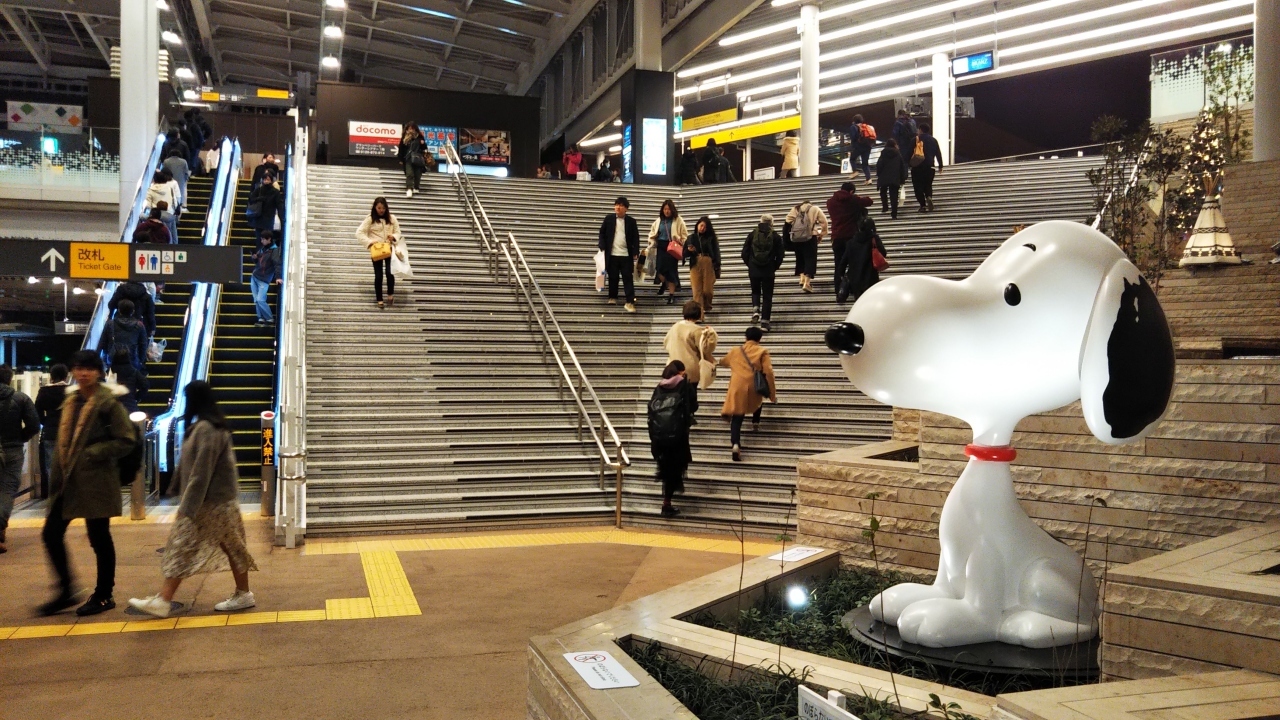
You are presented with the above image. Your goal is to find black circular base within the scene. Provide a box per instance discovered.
[842,606,1099,678]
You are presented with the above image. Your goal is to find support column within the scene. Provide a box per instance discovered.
[1256,0,1280,161]
[119,0,158,232]
[745,138,753,180]
[634,0,662,71]
[799,3,820,176]
[932,52,953,166]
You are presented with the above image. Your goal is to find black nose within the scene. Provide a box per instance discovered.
[825,322,864,355]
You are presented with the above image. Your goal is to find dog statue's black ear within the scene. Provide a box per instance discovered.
[1080,258,1175,444]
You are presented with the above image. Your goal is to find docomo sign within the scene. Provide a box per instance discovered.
[348,121,401,143]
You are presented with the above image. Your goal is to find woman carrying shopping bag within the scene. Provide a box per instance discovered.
[128,381,258,618]
[356,196,403,309]
[646,199,689,305]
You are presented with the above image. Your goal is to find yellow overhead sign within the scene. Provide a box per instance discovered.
[257,88,290,99]
[681,108,738,132]
[200,91,221,102]
[689,115,801,148]
[69,242,129,280]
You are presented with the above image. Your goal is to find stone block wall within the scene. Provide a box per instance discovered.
[798,359,1280,575]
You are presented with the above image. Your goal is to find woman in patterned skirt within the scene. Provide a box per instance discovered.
[129,381,258,618]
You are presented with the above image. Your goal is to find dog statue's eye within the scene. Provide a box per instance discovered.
[1004,283,1021,306]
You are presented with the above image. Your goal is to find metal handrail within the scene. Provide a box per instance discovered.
[442,144,631,526]
[954,143,1106,166]
[275,125,308,548]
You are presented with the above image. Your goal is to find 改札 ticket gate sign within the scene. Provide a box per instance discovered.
[0,239,242,283]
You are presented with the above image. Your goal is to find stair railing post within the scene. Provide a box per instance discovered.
[614,445,624,529]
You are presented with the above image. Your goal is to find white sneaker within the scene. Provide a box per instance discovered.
[405,188,413,198]
[129,595,171,618]
[214,590,256,612]
[624,302,636,313]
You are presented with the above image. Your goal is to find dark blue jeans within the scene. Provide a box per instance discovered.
[851,144,871,182]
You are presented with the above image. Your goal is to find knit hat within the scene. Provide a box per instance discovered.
[760,214,773,225]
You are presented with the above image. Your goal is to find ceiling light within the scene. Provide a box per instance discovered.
[72,287,86,295]
[323,24,344,38]
[818,80,931,110]
[183,89,198,100]
[675,62,801,98]
[612,119,623,127]
[321,55,341,69]
[51,277,64,285]
[325,0,346,7]
[161,30,182,45]
[720,19,800,47]
[94,288,105,295]
[156,0,170,10]
[27,277,39,284]
[742,93,801,112]
[997,0,1252,59]
[579,133,622,148]
[677,42,801,79]
[673,105,683,113]
[174,67,195,80]
[607,145,622,153]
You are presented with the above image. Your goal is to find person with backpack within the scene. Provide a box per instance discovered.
[110,348,148,414]
[251,229,282,327]
[741,214,785,331]
[647,199,689,305]
[247,169,283,235]
[827,182,873,300]
[102,299,148,371]
[891,109,919,168]
[647,360,697,518]
[718,327,777,462]
[108,280,156,337]
[911,122,945,212]
[0,363,40,555]
[129,381,258,618]
[849,114,876,184]
[677,147,701,185]
[784,200,828,293]
[701,139,722,184]
[398,123,427,198]
[779,130,800,178]
[875,138,910,219]
[357,196,402,309]
[598,196,640,313]
[35,364,70,500]
[38,350,137,617]
[837,213,888,305]
[684,216,721,312]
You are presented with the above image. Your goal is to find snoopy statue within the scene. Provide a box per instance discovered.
[825,220,1175,649]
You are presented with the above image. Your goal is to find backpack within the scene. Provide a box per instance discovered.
[855,123,877,143]
[118,419,144,487]
[791,204,815,242]
[909,137,926,167]
[647,386,687,442]
[750,228,776,267]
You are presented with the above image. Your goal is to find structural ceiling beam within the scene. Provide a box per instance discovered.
[0,6,51,72]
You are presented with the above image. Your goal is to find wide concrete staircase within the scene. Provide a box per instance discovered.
[1157,159,1280,356]
[303,167,608,535]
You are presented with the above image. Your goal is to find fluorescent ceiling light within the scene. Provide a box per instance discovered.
[818,81,931,110]
[323,24,344,38]
[174,67,195,79]
[994,15,1253,73]
[677,42,800,78]
[607,145,622,152]
[51,277,64,285]
[613,119,623,127]
[321,55,340,68]
[325,0,346,7]
[673,105,684,113]
[182,89,197,100]
[27,277,39,284]
[161,30,182,44]
[818,66,925,98]
[675,61,801,98]
[720,19,798,47]
[72,287,86,295]
[580,133,622,147]
[998,0,1252,59]
[673,108,796,140]
[742,93,800,112]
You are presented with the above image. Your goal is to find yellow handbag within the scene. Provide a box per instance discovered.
[369,240,393,261]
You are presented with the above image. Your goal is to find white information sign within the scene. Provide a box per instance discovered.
[562,651,640,690]
[799,686,863,720]
[753,166,776,180]
[768,546,824,562]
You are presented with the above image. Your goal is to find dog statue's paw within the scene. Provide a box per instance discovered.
[897,598,999,648]
[869,582,950,625]
[998,610,1098,649]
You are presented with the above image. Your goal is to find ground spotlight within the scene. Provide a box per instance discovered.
[786,585,808,609]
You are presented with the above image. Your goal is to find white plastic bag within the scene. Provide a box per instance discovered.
[147,338,167,363]
[593,250,606,291]
[391,246,414,279]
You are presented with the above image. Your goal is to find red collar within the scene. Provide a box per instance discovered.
[964,444,1017,462]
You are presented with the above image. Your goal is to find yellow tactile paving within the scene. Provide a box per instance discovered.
[227,612,278,625]
[66,621,127,636]
[326,597,375,620]
[10,625,71,639]
[361,550,422,618]
[304,526,784,557]
[277,609,328,623]
[6,511,260,530]
[176,615,228,629]
[122,619,178,632]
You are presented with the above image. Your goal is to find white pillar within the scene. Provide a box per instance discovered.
[634,0,662,71]
[745,137,753,180]
[931,52,953,166]
[799,3,820,176]
[119,0,159,232]
[1256,0,1280,161]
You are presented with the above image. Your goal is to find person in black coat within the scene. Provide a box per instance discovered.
[251,154,280,190]
[875,139,910,219]
[102,300,149,371]
[247,172,283,234]
[110,349,148,415]
[161,129,189,165]
[677,148,701,185]
[598,196,641,312]
[397,123,426,197]
[648,360,696,518]
[741,214,785,331]
[911,122,945,212]
[34,364,69,499]
[838,214,888,305]
[108,281,156,337]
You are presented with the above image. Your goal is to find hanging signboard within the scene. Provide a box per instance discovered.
[680,94,739,133]
[952,50,996,78]
[420,125,458,163]
[458,128,510,166]
[348,120,402,157]
[689,114,801,149]
[6,101,83,131]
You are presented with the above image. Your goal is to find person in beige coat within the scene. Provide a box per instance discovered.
[356,196,403,308]
[663,301,718,405]
[785,200,829,293]
[719,326,777,462]
[779,131,800,178]
[645,199,690,304]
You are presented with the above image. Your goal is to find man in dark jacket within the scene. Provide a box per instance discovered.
[911,122,945,212]
[251,229,283,326]
[0,364,40,554]
[102,300,148,370]
[251,154,281,190]
[891,109,918,163]
[39,350,136,617]
[875,138,910,219]
[741,214,785,332]
[34,364,69,500]
[248,171,283,234]
[108,281,156,337]
[133,208,171,245]
[849,114,875,184]
[827,182,873,300]
[598,196,640,312]
[677,148,701,185]
[161,129,189,164]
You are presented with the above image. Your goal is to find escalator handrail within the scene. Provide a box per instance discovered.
[274,126,307,539]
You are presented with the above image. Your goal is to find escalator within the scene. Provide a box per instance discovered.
[136,174,213,420]
[208,179,280,480]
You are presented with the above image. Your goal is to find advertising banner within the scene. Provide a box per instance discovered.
[6,101,83,131]
[458,128,510,166]
[348,120,402,157]
[420,125,457,162]
[640,118,667,176]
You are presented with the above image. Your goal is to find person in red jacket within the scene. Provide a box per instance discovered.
[826,182,873,300]
[561,144,583,179]
[132,207,171,245]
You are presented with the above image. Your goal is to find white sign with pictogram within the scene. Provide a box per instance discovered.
[135,249,162,275]
[799,686,863,720]
[769,546,824,562]
[562,651,640,690]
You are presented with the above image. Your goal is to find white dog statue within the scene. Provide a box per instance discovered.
[825,221,1175,649]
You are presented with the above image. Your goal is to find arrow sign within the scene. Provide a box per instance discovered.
[41,248,65,272]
